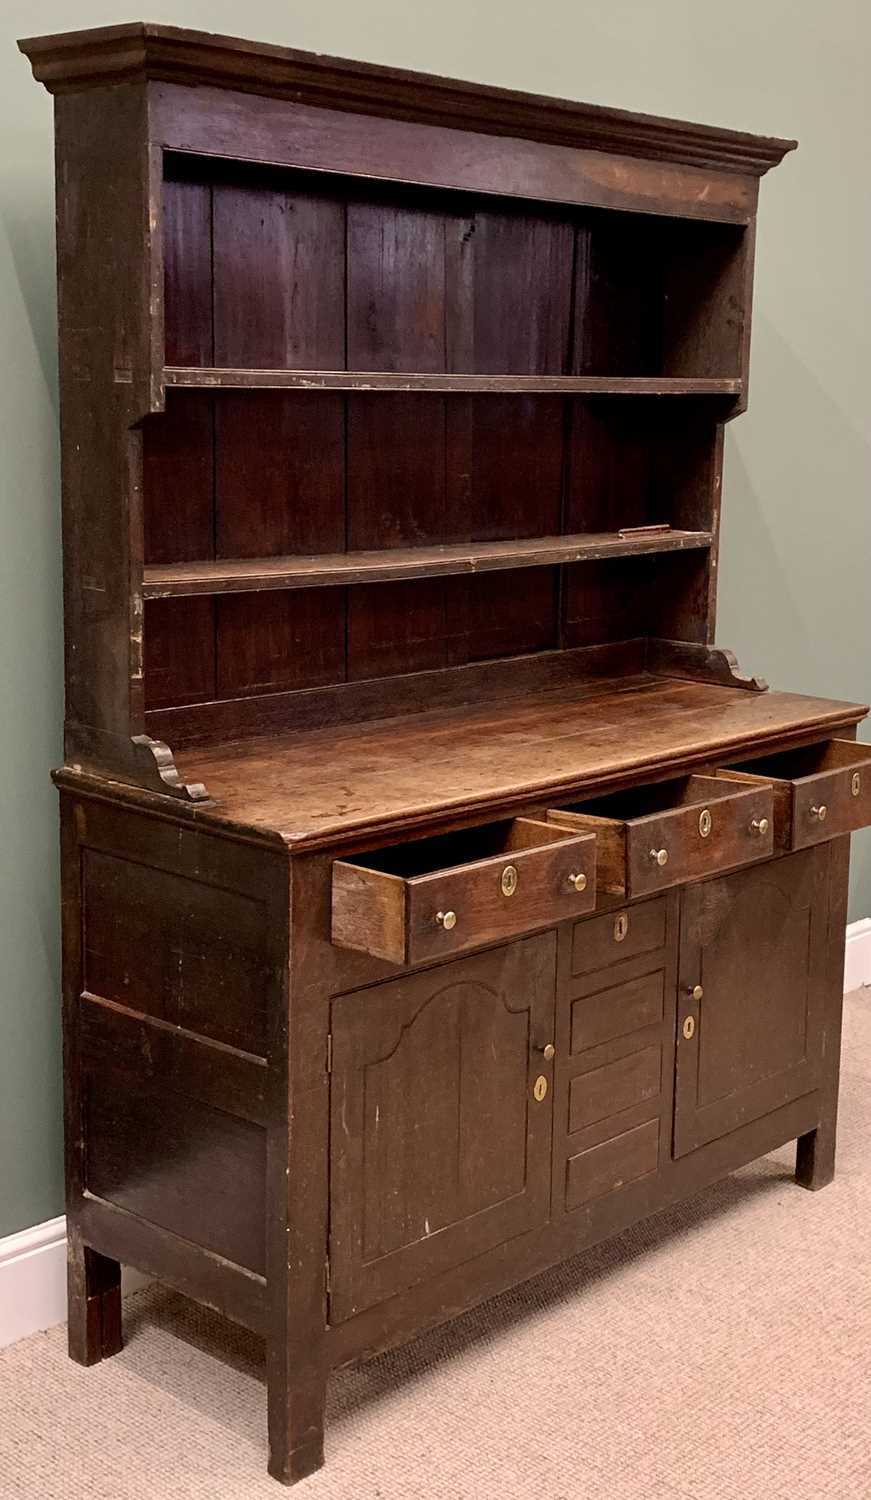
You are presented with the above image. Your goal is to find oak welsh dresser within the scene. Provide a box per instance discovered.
[20,22,871,1485]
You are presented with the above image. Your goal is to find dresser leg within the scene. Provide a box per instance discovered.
[795,1122,836,1191]
[267,1365,327,1485]
[67,1239,123,1365]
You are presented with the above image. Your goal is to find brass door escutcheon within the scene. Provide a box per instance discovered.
[698,808,712,838]
[852,772,862,798]
[614,913,629,943]
[500,864,518,897]
[682,1016,696,1040]
[533,1075,548,1102]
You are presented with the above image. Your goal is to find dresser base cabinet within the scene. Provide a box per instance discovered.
[58,786,851,1482]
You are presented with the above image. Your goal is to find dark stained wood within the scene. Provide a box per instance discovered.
[215,395,346,559]
[84,1071,267,1272]
[167,680,865,850]
[79,1192,267,1335]
[212,181,345,369]
[565,1117,660,1210]
[329,935,557,1321]
[548,772,774,898]
[568,1044,662,1135]
[165,367,744,395]
[143,530,714,598]
[720,740,871,850]
[332,817,595,965]
[673,849,829,1155]
[22,25,863,1492]
[570,897,668,976]
[19,24,796,179]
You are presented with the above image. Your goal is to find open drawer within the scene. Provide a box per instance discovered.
[547,774,773,899]
[332,817,596,965]
[718,739,871,850]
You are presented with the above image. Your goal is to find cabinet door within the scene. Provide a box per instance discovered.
[329,933,556,1321]
[673,849,828,1157]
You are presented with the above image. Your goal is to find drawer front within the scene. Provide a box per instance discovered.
[719,741,871,851]
[406,831,596,964]
[571,897,667,976]
[571,970,665,1054]
[791,760,871,848]
[568,1044,661,1134]
[565,1117,660,1211]
[625,783,774,897]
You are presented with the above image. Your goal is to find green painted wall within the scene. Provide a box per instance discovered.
[1,0,868,1237]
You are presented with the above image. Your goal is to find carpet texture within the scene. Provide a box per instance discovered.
[2,992,870,1500]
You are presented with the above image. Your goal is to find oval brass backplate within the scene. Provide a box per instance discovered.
[614,913,629,943]
[533,1075,548,1102]
[852,772,862,798]
[682,1016,696,1041]
[698,808,712,838]
[501,864,519,897]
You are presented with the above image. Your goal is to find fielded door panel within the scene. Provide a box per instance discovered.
[673,848,829,1158]
[329,933,556,1322]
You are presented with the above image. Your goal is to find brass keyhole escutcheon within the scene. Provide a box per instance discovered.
[614,913,629,943]
[533,1075,548,1102]
[501,864,519,898]
[698,808,712,839]
[682,1016,696,1041]
[852,772,862,798]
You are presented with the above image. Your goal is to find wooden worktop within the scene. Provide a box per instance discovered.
[153,675,867,851]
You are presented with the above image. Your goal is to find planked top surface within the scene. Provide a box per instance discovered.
[166,675,867,851]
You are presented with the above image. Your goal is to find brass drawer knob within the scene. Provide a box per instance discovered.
[810,804,828,821]
[749,817,770,836]
[542,1042,556,1062]
[650,847,669,868]
[689,984,704,1002]
[567,871,587,892]
[436,910,457,931]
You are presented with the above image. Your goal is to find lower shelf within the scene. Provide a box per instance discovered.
[143,527,713,599]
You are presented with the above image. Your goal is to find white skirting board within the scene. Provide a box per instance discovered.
[0,1217,148,1352]
[845,918,871,994]
[2,919,870,1353]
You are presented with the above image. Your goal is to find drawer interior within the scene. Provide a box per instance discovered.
[725,739,871,782]
[344,817,574,879]
[555,773,742,824]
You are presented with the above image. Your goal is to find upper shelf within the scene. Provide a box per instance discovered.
[163,367,743,397]
[143,527,713,599]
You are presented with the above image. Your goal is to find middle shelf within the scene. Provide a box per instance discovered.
[143,527,714,599]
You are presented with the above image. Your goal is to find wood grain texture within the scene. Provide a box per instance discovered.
[719,740,871,850]
[166,678,866,849]
[332,817,595,965]
[20,24,795,178]
[329,935,557,1322]
[143,531,714,598]
[674,849,829,1155]
[549,773,774,898]
[165,367,743,395]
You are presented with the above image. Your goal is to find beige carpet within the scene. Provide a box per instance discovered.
[2,993,870,1500]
